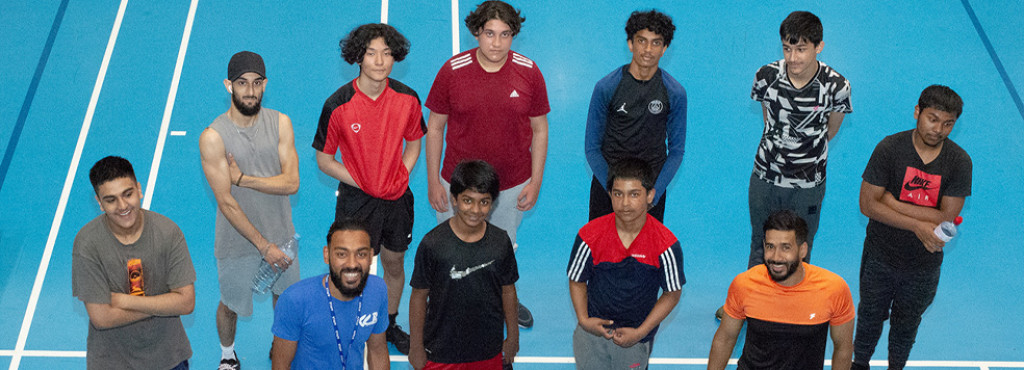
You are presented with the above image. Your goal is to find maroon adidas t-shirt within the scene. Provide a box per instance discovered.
[426,48,550,190]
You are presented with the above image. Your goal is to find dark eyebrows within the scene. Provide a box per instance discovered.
[235,76,265,83]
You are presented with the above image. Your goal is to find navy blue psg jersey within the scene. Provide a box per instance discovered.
[585,65,687,197]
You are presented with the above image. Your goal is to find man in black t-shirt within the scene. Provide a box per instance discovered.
[409,160,519,369]
[853,85,972,370]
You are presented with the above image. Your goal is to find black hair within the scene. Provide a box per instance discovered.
[89,156,137,193]
[465,1,525,37]
[763,210,808,245]
[918,84,963,119]
[607,158,654,191]
[779,11,823,46]
[326,217,370,245]
[340,23,410,65]
[625,10,675,47]
[449,160,500,200]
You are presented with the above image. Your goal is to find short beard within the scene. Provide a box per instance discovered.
[330,267,369,298]
[232,92,261,116]
[765,259,800,282]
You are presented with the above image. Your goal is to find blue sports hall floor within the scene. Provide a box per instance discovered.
[1,1,1022,369]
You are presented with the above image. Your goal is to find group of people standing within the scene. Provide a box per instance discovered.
[69,2,972,370]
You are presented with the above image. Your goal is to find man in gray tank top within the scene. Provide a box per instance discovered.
[199,51,300,370]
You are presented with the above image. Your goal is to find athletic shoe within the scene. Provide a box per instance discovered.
[218,352,240,370]
[503,361,514,370]
[518,302,534,328]
[386,324,410,355]
[715,306,725,321]
[851,362,870,370]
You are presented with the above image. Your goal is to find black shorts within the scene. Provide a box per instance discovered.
[335,182,414,254]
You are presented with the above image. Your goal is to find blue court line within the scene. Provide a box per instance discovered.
[0,0,71,193]
[961,0,1024,123]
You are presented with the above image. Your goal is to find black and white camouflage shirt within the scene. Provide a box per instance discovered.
[751,59,852,188]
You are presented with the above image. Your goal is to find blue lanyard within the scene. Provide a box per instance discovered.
[323,274,362,370]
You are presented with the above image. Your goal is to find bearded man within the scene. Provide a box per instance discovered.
[271,219,390,370]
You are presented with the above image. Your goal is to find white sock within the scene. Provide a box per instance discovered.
[221,343,235,360]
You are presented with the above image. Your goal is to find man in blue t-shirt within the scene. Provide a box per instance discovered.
[585,10,687,222]
[271,219,389,370]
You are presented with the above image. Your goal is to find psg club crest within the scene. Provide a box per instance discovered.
[648,99,664,114]
[351,123,361,133]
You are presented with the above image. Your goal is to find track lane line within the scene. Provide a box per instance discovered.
[141,0,199,210]
[8,0,130,369]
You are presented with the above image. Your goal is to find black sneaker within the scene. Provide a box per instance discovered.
[503,361,514,370]
[851,362,870,370]
[218,352,240,370]
[386,324,410,355]
[518,302,534,328]
[715,306,725,321]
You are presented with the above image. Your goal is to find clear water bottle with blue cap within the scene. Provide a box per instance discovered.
[252,234,300,294]
[933,216,962,242]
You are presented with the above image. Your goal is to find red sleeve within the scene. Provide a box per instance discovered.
[404,99,426,142]
[425,63,451,115]
[527,65,550,117]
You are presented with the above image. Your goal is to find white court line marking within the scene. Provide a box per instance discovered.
[450,0,459,55]
[0,350,86,358]
[1,350,1022,368]
[170,130,187,136]
[8,1,130,369]
[380,0,388,24]
[142,0,198,210]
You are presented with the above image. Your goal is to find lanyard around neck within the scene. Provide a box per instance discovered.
[323,274,362,370]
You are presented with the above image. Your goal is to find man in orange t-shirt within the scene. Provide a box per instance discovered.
[709,210,854,370]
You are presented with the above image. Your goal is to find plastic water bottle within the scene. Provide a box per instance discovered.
[252,234,300,294]
[933,216,963,242]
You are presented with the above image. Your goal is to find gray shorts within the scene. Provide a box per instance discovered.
[436,179,527,246]
[216,253,300,317]
[572,325,652,370]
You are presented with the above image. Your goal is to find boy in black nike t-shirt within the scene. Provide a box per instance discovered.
[853,85,972,370]
[409,160,520,369]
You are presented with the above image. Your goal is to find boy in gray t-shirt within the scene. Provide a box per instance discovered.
[72,156,195,369]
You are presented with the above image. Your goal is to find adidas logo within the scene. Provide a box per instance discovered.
[510,89,520,98]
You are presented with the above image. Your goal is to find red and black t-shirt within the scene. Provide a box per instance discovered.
[862,129,973,268]
[312,78,426,200]
[724,263,854,370]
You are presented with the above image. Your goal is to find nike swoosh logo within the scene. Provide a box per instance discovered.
[904,183,933,191]
[450,261,494,280]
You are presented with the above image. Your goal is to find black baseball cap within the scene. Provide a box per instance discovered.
[227,51,265,81]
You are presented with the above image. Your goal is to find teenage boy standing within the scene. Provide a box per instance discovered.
[409,160,519,369]
[585,9,687,222]
[312,23,425,354]
[425,0,550,327]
